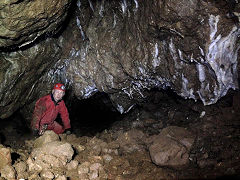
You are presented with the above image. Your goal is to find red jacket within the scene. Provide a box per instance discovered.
[32,94,71,130]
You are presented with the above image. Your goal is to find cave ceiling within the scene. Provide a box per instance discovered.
[0,0,239,119]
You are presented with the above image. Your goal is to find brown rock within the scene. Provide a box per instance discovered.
[78,162,90,174]
[149,126,195,169]
[33,130,60,148]
[66,160,79,170]
[40,170,55,180]
[55,175,67,180]
[0,0,72,48]
[0,165,16,180]
[13,161,27,173]
[0,145,12,170]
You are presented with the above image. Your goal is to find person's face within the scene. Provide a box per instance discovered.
[52,89,65,102]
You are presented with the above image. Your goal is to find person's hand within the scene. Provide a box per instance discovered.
[65,128,71,135]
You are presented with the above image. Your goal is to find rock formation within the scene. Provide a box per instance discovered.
[0,0,239,120]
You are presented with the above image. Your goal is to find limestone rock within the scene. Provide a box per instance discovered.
[34,130,60,148]
[0,145,12,170]
[55,175,67,180]
[78,162,90,174]
[40,170,55,180]
[116,129,146,153]
[76,144,86,153]
[149,126,195,170]
[90,163,102,171]
[89,169,98,179]
[160,126,196,151]
[66,160,79,170]
[28,173,41,180]
[33,141,73,162]
[0,0,72,49]
[0,0,239,123]
[0,164,16,180]
[14,161,27,173]
[28,141,74,172]
[16,171,29,180]
[102,154,113,163]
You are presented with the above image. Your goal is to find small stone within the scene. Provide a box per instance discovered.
[98,167,108,179]
[55,175,67,180]
[28,173,41,180]
[78,162,90,174]
[76,144,85,152]
[78,173,89,179]
[14,161,27,173]
[17,171,29,180]
[0,165,16,179]
[88,156,103,164]
[67,160,79,170]
[89,145,101,156]
[40,170,54,179]
[26,157,42,172]
[89,170,98,179]
[90,163,102,171]
[103,154,113,163]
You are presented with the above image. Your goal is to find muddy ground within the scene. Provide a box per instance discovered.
[0,90,240,179]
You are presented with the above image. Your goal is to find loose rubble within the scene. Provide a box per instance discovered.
[0,128,178,179]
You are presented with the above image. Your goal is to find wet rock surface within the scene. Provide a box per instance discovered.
[0,90,239,179]
[0,0,72,49]
[0,0,239,121]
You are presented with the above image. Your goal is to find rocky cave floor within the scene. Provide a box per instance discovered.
[0,90,240,179]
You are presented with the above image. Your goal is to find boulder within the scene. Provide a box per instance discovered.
[149,126,195,169]
[28,141,74,172]
[34,130,60,148]
[116,129,146,153]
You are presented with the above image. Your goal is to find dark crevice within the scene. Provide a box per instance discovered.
[67,92,125,136]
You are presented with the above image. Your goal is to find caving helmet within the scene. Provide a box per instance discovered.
[53,83,66,92]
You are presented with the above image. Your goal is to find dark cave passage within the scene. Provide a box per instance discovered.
[67,92,126,136]
[0,88,237,146]
[0,89,193,147]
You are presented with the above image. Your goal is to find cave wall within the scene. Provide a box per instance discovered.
[0,0,239,120]
[58,0,240,111]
